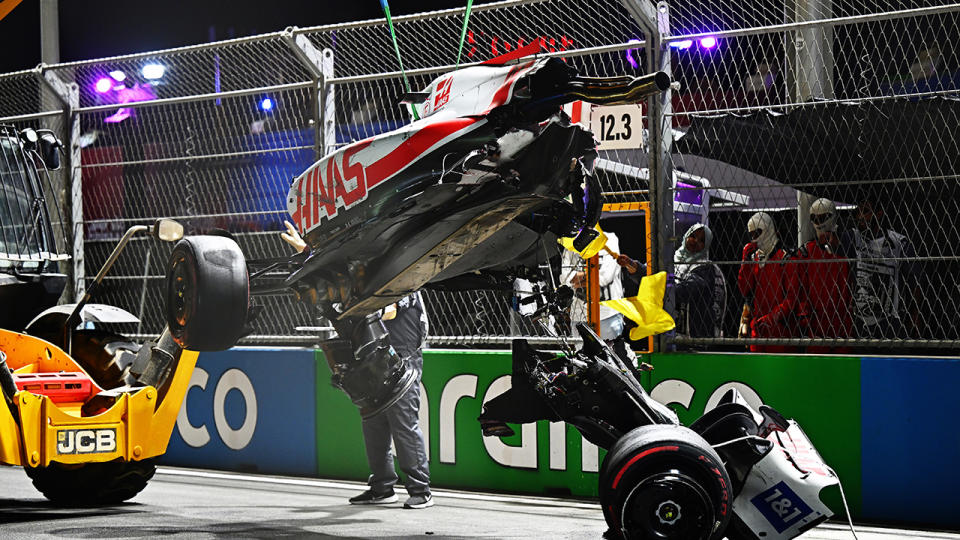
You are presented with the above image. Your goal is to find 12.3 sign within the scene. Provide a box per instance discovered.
[598,113,632,141]
[588,104,644,150]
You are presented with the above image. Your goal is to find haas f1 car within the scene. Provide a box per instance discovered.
[162,52,839,539]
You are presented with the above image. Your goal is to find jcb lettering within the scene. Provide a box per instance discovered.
[56,428,117,455]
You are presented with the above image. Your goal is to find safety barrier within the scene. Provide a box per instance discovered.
[161,348,960,529]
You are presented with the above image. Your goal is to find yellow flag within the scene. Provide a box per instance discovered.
[558,225,607,259]
[601,271,675,340]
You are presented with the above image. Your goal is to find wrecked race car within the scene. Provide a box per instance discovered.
[163,48,838,539]
[480,323,839,540]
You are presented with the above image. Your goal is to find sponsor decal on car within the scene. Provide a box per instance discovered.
[289,118,484,233]
[750,481,814,533]
[434,77,453,110]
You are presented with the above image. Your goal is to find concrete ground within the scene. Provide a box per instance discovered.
[1,466,958,539]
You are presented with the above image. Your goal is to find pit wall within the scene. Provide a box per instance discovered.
[161,348,960,529]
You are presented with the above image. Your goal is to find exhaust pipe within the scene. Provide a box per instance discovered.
[565,70,671,105]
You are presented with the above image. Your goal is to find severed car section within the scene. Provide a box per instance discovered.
[161,50,839,539]
[480,323,838,539]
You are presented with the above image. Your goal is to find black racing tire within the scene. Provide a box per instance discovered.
[25,459,156,505]
[599,425,733,540]
[166,235,249,351]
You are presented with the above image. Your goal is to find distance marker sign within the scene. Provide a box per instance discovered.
[589,103,644,150]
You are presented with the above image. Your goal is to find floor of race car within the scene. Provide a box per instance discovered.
[0,466,956,539]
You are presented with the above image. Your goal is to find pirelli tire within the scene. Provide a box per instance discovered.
[24,459,156,505]
[166,235,249,352]
[599,424,733,540]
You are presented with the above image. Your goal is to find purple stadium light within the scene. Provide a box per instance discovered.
[101,83,158,125]
[669,39,694,50]
[94,78,112,94]
[624,39,642,69]
[103,107,132,123]
[699,36,718,49]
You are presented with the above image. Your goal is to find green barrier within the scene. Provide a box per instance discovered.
[419,350,600,497]
[315,349,602,497]
[314,351,371,480]
[316,349,860,515]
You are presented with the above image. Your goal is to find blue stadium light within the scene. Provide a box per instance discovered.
[142,63,166,80]
[260,97,274,111]
[669,39,694,50]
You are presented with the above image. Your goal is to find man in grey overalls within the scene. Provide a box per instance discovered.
[279,222,432,508]
[348,292,433,509]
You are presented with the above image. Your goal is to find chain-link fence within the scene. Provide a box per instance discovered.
[663,0,960,351]
[0,0,956,351]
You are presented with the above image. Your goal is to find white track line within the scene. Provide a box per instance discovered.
[156,467,602,510]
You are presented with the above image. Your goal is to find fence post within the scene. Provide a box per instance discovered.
[623,0,674,352]
[281,28,336,160]
[788,0,835,246]
[66,85,81,299]
[37,67,82,300]
[281,29,337,342]
[320,49,336,157]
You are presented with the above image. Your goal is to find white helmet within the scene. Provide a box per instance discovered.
[810,198,837,234]
[747,212,778,255]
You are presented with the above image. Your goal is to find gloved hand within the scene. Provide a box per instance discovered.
[817,231,839,253]
[280,220,307,253]
[617,254,641,274]
[742,242,758,261]
[738,303,752,338]
[753,314,777,334]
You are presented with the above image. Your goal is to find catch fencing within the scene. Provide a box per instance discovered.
[0,0,956,351]
[664,0,960,351]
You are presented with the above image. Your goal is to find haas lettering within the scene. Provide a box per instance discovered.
[294,141,372,232]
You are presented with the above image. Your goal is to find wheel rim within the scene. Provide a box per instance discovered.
[167,252,197,332]
[620,470,715,540]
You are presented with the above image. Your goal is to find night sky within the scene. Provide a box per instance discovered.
[0,1,488,73]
